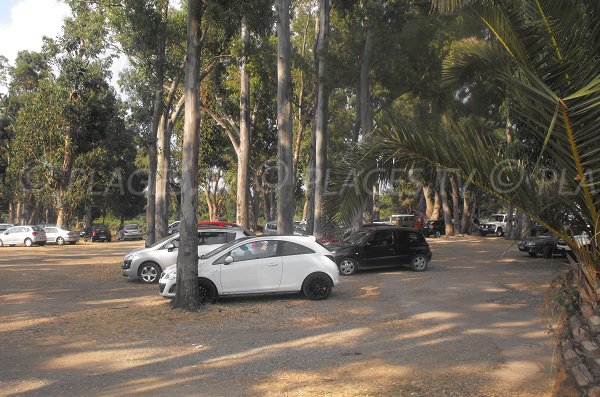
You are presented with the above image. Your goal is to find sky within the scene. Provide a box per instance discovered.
[0,0,127,94]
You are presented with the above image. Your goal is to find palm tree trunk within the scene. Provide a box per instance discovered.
[450,173,460,233]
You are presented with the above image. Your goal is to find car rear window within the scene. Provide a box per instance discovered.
[124,224,138,230]
[31,226,43,232]
[281,242,315,256]
[200,232,227,245]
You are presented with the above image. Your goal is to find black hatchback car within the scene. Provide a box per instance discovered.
[80,224,112,242]
[328,226,432,275]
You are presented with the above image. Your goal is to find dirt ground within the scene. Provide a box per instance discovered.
[0,236,565,397]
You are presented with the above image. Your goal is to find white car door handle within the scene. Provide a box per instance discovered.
[266,263,279,267]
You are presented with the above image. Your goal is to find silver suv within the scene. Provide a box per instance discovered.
[122,227,253,283]
[0,225,47,247]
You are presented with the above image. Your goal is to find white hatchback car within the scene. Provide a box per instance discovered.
[159,235,340,301]
[44,226,80,245]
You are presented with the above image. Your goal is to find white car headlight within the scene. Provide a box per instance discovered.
[161,269,177,280]
[124,253,140,261]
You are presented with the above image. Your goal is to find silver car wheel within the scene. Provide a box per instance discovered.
[411,255,428,272]
[24,238,33,247]
[140,264,159,284]
[339,258,356,275]
[56,237,65,246]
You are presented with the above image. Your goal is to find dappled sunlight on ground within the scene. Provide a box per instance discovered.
[0,238,562,396]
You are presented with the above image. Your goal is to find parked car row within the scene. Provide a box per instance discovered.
[119,223,433,302]
[519,231,592,259]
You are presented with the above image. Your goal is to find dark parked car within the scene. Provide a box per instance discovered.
[421,220,445,237]
[328,226,432,275]
[80,225,112,242]
[518,232,561,258]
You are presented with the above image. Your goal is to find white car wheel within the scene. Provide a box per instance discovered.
[24,238,33,247]
[56,237,65,246]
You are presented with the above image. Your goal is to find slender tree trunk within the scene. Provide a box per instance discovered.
[173,0,203,310]
[359,29,374,138]
[155,118,170,239]
[8,201,14,224]
[237,17,251,229]
[431,187,441,221]
[460,185,473,234]
[505,205,514,239]
[450,173,460,234]
[510,210,523,240]
[84,204,92,228]
[439,170,454,236]
[313,0,329,238]
[423,183,434,219]
[292,16,311,181]
[146,31,166,247]
[305,133,316,235]
[373,184,380,221]
[276,0,294,236]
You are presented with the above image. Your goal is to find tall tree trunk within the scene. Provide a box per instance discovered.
[84,204,92,228]
[510,210,523,240]
[237,17,251,229]
[155,119,171,239]
[305,132,316,235]
[359,29,374,138]
[276,0,294,236]
[146,27,166,247]
[8,201,15,224]
[173,0,203,310]
[460,185,473,234]
[505,205,514,239]
[450,173,460,234]
[292,16,312,181]
[431,187,441,221]
[423,183,434,219]
[439,170,454,236]
[372,184,380,221]
[313,0,329,239]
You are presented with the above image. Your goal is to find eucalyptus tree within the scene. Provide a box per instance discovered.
[173,0,203,311]
[276,0,294,235]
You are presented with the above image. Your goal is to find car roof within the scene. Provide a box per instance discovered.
[360,225,420,231]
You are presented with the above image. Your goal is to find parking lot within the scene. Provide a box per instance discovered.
[1,237,563,396]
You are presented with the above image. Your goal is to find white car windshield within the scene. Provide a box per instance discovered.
[200,237,252,259]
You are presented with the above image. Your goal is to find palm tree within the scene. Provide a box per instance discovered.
[329,0,600,303]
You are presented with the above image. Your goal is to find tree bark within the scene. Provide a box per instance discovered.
[431,186,441,221]
[423,183,434,219]
[460,185,473,234]
[505,205,514,239]
[439,170,454,236]
[372,184,380,221]
[449,173,460,234]
[146,13,166,247]
[313,0,329,239]
[173,0,203,311]
[237,16,251,229]
[276,0,294,236]
[359,29,374,138]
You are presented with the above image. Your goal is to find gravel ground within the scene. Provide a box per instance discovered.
[0,236,565,396]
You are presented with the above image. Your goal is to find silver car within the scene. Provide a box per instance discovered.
[117,224,143,241]
[44,226,80,245]
[0,223,14,233]
[0,225,47,247]
[122,227,253,283]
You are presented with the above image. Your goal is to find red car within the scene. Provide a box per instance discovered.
[197,221,240,228]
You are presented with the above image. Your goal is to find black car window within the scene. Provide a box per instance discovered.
[407,232,421,243]
[199,232,227,245]
[397,231,422,244]
[370,230,394,246]
[226,232,237,242]
[281,241,314,256]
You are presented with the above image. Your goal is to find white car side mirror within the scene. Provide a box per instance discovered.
[166,243,176,252]
[224,255,234,264]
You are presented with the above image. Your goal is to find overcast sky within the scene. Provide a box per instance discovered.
[0,0,126,94]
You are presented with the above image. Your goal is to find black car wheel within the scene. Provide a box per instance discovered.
[338,257,357,276]
[410,254,428,272]
[198,278,217,304]
[495,228,503,237]
[528,252,538,257]
[138,262,161,284]
[434,230,441,238]
[302,272,333,300]
[56,237,65,246]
